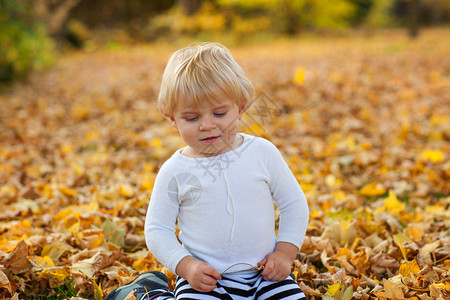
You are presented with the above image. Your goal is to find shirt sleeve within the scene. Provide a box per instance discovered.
[144,161,191,274]
[262,139,309,250]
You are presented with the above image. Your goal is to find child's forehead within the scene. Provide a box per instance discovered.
[178,95,234,110]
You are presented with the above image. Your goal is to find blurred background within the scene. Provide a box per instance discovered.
[1,0,450,83]
[0,2,449,298]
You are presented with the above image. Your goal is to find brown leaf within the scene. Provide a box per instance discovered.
[1,30,449,298]
[92,251,121,274]
[382,278,405,298]
[369,252,400,269]
[124,291,137,300]
[2,240,32,274]
[298,281,321,296]
[0,270,12,294]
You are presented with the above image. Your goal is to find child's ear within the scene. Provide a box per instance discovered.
[169,116,178,129]
[239,98,248,119]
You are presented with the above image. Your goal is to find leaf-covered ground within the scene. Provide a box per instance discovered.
[0,29,449,300]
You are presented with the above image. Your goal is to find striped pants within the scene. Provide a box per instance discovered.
[142,271,307,300]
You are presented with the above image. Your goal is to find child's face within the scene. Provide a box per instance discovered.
[170,96,244,157]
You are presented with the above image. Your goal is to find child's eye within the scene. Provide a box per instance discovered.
[185,116,198,121]
[214,111,227,117]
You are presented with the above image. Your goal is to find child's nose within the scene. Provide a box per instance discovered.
[199,116,216,130]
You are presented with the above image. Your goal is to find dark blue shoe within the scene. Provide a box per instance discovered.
[104,271,169,300]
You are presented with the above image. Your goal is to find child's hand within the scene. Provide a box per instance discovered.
[176,256,221,292]
[257,242,298,281]
[258,250,292,281]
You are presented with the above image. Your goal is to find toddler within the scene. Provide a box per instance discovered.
[105,42,309,300]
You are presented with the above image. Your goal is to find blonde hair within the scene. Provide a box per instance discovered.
[158,42,255,117]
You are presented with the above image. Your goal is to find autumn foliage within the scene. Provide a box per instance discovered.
[0,30,449,299]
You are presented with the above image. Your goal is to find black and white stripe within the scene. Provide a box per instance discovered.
[143,271,306,300]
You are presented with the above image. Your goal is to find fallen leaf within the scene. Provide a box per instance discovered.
[369,252,400,269]
[0,270,12,294]
[399,260,420,277]
[102,219,126,247]
[419,150,445,163]
[394,233,413,260]
[327,282,342,296]
[359,182,386,197]
[383,278,405,298]
[293,67,306,85]
[2,240,32,274]
[404,225,423,240]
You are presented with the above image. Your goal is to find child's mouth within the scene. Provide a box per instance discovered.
[201,136,220,143]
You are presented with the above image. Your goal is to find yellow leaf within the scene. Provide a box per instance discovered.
[162,268,177,290]
[37,267,70,287]
[399,260,420,276]
[325,174,341,187]
[327,283,342,296]
[35,255,55,268]
[429,70,441,82]
[36,183,54,198]
[79,232,104,250]
[393,234,413,260]
[359,182,386,197]
[382,278,404,298]
[431,282,445,290]
[329,71,343,83]
[336,247,351,258]
[10,220,32,237]
[68,221,80,234]
[292,271,298,281]
[0,237,15,252]
[93,280,103,300]
[404,225,423,240]
[53,208,73,222]
[397,88,416,101]
[384,190,405,214]
[41,242,66,263]
[120,183,135,198]
[293,67,305,85]
[86,131,101,140]
[132,255,146,272]
[0,185,17,198]
[151,138,162,147]
[419,149,445,163]
[141,173,156,191]
[84,200,99,212]
[71,102,91,120]
[71,162,84,176]
[425,205,445,213]
[58,186,77,197]
[430,114,446,126]
[60,144,74,154]
[247,122,265,136]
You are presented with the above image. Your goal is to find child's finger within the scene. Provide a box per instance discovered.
[202,275,218,286]
[258,257,267,266]
[195,282,217,293]
[261,259,275,277]
[205,266,221,280]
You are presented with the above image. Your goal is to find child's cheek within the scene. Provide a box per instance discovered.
[224,124,237,138]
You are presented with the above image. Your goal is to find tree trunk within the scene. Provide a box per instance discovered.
[33,0,82,35]
[430,0,444,25]
[409,0,420,38]
[178,0,201,16]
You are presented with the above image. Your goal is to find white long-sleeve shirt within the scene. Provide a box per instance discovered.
[145,133,309,274]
